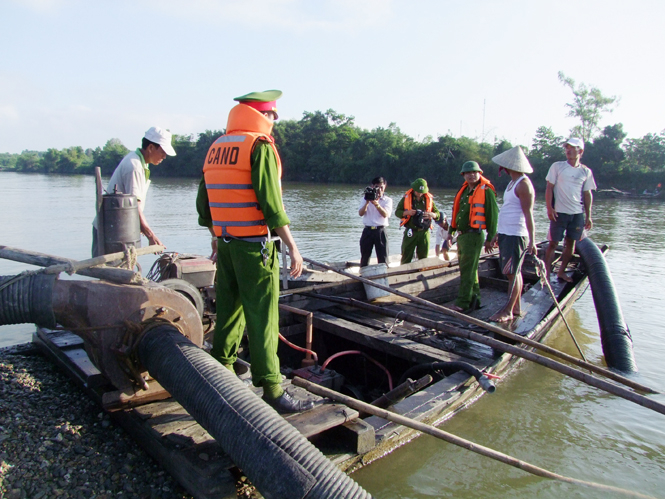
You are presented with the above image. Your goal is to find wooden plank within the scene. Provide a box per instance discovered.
[133,400,188,420]
[285,403,359,438]
[46,329,85,349]
[110,408,237,499]
[312,311,470,364]
[33,328,108,395]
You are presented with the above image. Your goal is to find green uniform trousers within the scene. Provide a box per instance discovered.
[400,228,430,264]
[211,238,282,388]
[456,232,484,309]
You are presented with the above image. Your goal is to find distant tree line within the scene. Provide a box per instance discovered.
[2,110,663,192]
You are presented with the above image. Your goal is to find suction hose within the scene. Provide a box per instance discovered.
[138,326,371,499]
[575,238,637,373]
[0,275,371,499]
[398,361,496,393]
[0,274,56,328]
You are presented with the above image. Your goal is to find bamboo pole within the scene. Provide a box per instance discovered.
[305,294,665,416]
[0,245,163,284]
[293,377,656,499]
[299,256,658,395]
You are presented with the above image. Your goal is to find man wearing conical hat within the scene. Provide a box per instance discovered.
[196,90,313,414]
[447,161,499,313]
[487,146,536,323]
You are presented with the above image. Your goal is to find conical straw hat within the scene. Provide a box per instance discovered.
[491,146,533,174]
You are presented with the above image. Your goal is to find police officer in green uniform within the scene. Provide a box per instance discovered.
[395,178,440,265]
[196,90,313,414]
[447,161,499,312]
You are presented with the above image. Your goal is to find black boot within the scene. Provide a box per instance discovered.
[263,391,314,414]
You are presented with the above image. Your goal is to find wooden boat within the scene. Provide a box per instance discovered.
[27,240,599,497]
[596,187,663,200]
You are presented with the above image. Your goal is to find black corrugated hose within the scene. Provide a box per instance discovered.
[0,274,371,499]
[139,326,372,499]
[576,238,637,373]
[397,361,496,393]
[0,273,56,328]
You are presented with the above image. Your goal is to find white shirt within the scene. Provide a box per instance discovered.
[93,150,150,229]
[546,161,596,215]
[497,175,529,237]
[359,195,393,227]
[107,150,151,206]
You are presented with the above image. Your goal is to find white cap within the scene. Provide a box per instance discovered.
[144,126,176,156]
[565,137,584,150]
[491,146,533,174]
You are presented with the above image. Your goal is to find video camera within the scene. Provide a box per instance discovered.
[413,209,432,230]
[364,186,380,201]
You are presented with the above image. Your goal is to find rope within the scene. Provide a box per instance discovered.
[532,254,587,362]
[0,269,45,292]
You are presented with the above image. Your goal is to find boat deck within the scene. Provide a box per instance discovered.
[30,249,584,498]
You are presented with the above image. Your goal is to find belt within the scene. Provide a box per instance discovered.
[457,228,481,235]
[365,226,386,230]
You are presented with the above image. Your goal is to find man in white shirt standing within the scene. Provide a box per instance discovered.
[358,176,393,267]
[544,138,596,281]
[92,126,176,256]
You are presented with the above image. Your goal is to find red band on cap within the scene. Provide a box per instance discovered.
[242,101,277,113]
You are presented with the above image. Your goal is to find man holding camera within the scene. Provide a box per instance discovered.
[395,178,440,265]
[358,176,393,267]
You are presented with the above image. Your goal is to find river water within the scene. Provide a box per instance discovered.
[1,172,664,498]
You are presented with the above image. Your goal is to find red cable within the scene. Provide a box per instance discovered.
[278,333,318,361]
[321,350,393,391]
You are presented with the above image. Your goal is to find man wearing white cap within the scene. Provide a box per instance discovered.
[488,146,536,323]
[92,126,176,256]
[544,138,596,282]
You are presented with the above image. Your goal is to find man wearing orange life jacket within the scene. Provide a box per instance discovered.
[394,178,440,264]
[447,161,498,313]
[196,90,312,414]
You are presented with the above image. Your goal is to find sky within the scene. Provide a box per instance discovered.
[1,0,664,155]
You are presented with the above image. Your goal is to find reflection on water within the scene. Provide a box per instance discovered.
[1,172,664,497]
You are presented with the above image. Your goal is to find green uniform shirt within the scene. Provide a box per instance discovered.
[196,138,290,231]
[451,184,499,241]
[394,193,440,230]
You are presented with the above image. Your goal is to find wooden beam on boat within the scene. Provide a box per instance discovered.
[312,311,482,366]
[0,245,163,284]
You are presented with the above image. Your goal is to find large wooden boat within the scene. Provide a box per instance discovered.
[27,240,598,498]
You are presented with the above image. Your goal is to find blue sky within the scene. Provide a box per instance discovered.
[1,0,664,154]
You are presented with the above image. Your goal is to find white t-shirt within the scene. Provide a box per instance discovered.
[435,223,449,246]
[359,195,393,227]
[545,161,596,215]
[107,150,151,206]
[93,150,150,229]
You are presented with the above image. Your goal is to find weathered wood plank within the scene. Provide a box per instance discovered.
[312,311,468,364]
[285,403,358,438]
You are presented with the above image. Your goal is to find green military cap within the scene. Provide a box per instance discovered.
[234,90,282,119]
[411,178,429,193]
[460,161,483,175]
[233,90,283,102]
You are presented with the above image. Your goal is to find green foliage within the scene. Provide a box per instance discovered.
[158,129,225,177]
[624,130,665,172]
[92,139,130,175]
[526,126,565,186]
[2,107,663,192]
[583,124,626,173]
[558,71,618,142]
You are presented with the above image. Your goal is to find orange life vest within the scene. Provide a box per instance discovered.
[203,104,282,239]
[400,189,434,227]
[451,176,496,230]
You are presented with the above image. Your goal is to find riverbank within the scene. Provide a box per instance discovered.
[0,342,195,499]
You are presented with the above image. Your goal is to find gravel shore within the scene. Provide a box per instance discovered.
[0,343,194,499]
